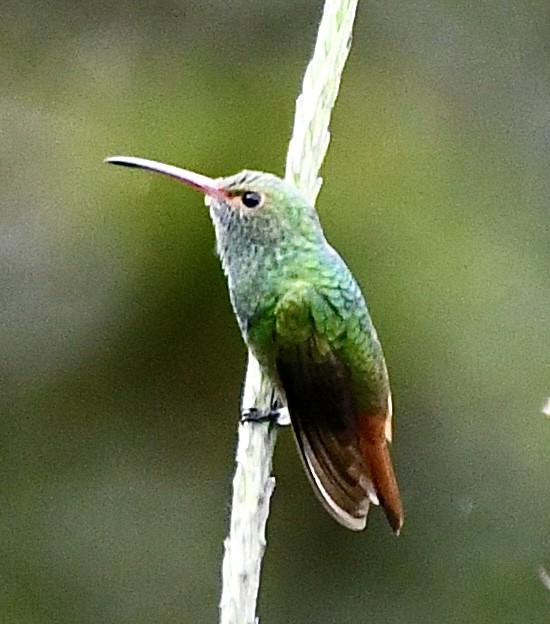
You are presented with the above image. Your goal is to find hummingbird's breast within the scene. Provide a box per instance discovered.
[210,213,273,332]
[209,201,326,355]
[226,252,281,336]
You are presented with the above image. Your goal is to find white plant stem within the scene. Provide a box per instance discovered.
[219,1,359,623]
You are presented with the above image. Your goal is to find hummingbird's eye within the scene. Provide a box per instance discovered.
[241,191,263,209]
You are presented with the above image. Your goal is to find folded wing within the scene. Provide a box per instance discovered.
[277,338,377,531]
[274,283,403,532]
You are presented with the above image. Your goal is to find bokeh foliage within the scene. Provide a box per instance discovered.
[1,1,549,622]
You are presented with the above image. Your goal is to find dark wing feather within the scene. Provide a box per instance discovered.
[276,338,377,531]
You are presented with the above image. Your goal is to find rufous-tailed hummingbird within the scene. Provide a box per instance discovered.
[106,156,404,533]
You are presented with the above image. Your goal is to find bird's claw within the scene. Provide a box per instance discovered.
[240,406,290,427]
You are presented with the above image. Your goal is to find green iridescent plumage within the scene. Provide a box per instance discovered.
[208,170,402,532]
[209,173,388,406]
[106,156,403,533]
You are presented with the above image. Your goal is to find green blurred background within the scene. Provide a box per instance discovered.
[1,1,549,622]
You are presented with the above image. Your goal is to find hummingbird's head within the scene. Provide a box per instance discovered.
[104,156,325,253]
[207,169,323,247]
[105,156,328,325]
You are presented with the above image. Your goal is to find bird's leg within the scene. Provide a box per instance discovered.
[240,399,290,427]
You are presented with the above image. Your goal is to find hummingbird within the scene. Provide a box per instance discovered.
[105,155,404,533]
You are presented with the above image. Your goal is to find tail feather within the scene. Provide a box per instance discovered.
[358,413,404,534]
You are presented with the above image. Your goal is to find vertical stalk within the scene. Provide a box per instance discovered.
[219,2,359,622]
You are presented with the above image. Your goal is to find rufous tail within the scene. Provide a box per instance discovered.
[358,413,404,534]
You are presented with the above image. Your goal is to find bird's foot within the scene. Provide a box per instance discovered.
[240,406,290,427]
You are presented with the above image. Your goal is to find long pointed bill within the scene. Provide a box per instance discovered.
[104,156,227,201]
